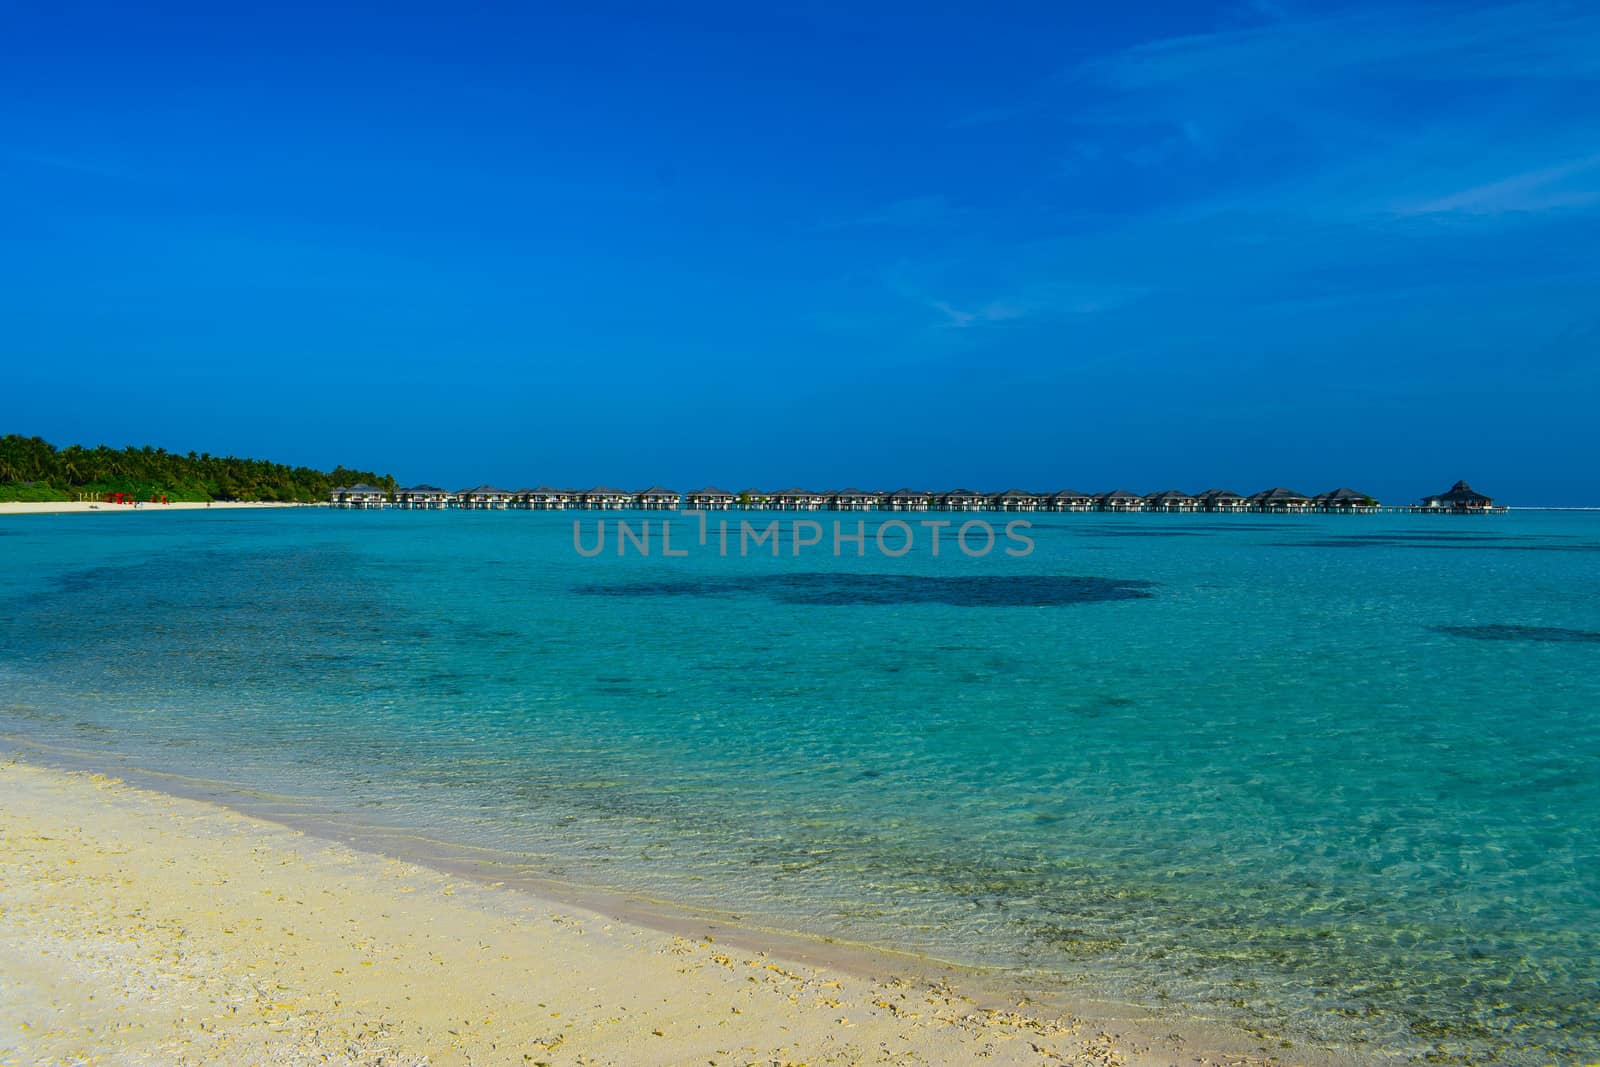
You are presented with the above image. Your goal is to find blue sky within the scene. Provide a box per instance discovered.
[2,0,1596,503]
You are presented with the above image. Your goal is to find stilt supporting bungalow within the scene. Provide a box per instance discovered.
[1314,488,1380,513]
[1195,489,1247,513]
[1097,489,1146,512]
[885,489,932,511]
[1249,487,1313,513]
[1144,489,1198,513]
[686,487,735,510]
[771,488,826,511]
[458,485,512,510]
[830,488,883,510]
[939,489,987,511]
[1049,490,1096,512]
[583,487,633,510]
[514,487,574,510]
[329,484,389,509]
[992,489,1044,512]
[396,485,450,509]
[636,487,682,510]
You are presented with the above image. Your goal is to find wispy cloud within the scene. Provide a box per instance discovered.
[1079,2,1600,95]
[1052,1,1600,220]
[928,299,985,328]
[901,275,1145,330]
[1400,153,1600,216]
[834,3,1600,350]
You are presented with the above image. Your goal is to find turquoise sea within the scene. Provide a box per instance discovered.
[2,508,1597,1064]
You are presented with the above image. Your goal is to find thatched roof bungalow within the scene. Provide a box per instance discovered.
[885,489,932,511]
[1097,489,1146,512]
[1421,480,1495,511]
[459,485,513,510]
[686,487,735,510]
[1195,488,1247,512]
[1315,487,1380,513]
[1036,489,1088,511]
[992,489,1045,511]
[583,487,634,510]
[1043,489,1094,511]
[396,484,450,509]
[515,486,574,509]
[831,488,883,510]
[1249,487,1312,513]
[330,483,389,509]
[636,487,681,510]
[1144,489,1198,512]
[771,488,825,511]
[939,489,988,511]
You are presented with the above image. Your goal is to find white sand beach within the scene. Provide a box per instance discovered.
[0,759,1327,1067]
[0,501,311,516]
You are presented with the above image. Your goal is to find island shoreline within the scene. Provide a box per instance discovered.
[0,745,1381,1066]
[0,500,311,515]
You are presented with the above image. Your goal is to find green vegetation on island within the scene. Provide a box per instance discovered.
[0,434,396,503]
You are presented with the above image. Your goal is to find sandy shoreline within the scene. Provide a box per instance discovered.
[0,501,311,515]
[0,757,1347,1067]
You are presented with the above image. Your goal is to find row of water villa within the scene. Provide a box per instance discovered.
[329,481,1500,513]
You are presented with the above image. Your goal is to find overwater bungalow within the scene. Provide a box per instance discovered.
[992,489,1045,512]
[830,488,882,510]
[1315,487,1380,513]
[1097,489,1146,512]
[636,487,682,510]
[1195,488,1248,513]
[1043,489,1094,511]
[1144,489,1198,513]
[885,488,932,511]
[582,487,634,510]
[329,484,389,509]
[328,479,1493,517]
[515,487,573,510]
[768,488,824,511]
[1421,480,1496,512]
[459,485,513,510]
[1249,487,1313,513]
[939,489,988,511]
[686,487,735,510]
[396,484,450,509]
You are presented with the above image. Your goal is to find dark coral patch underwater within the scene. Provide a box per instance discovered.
[1432,625,1600,644]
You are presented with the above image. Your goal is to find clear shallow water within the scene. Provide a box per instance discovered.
[2,509,1597,1064]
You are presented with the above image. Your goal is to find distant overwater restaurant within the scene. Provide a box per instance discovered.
[328,481,1502,514]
